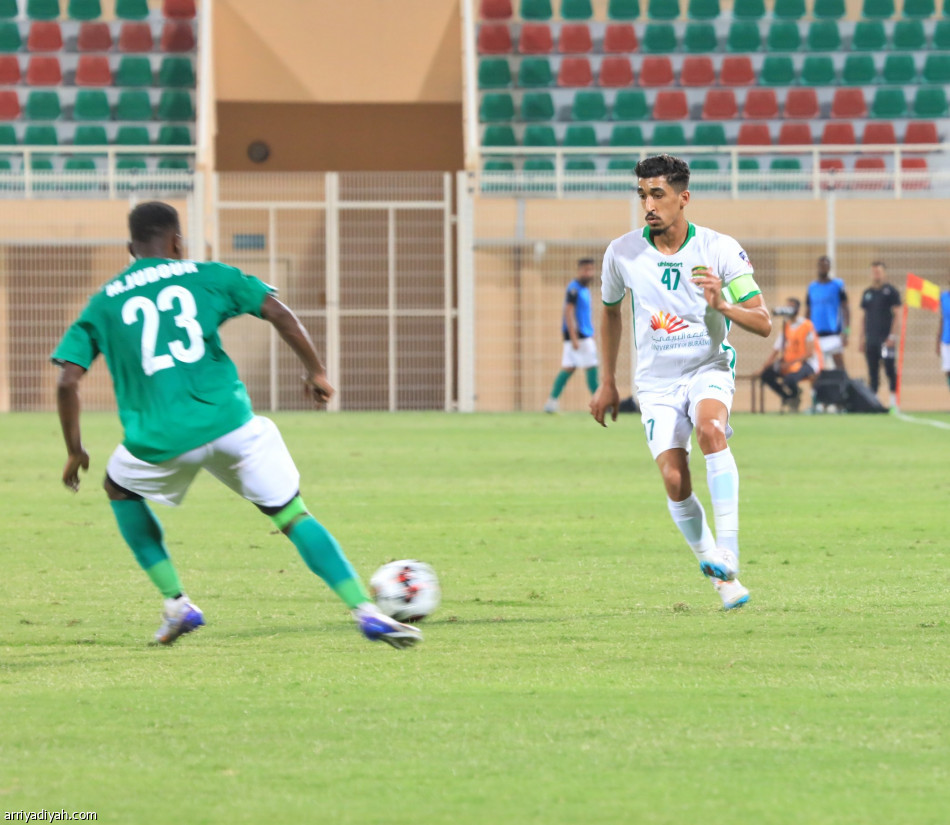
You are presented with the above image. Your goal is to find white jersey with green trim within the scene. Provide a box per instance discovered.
[601,222,758,392]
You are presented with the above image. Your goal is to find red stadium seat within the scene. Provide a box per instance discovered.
[75,54,111,85]
[558,23,592,52]
[821,122,855,144]
[0,90,20,120]
[743,88,778,119]
[830,88,867,119]
[719,56,755,86]
[77,21,112,51]
[784,88,820,119]
[557,56,592,85]
[0,56,20,85]
[900,156,928,190]
[518,23,553,53]
[653,89,688,119]
[119,21,154,52]
[820,158,845,172]
[26,55,61,85]
[904,121,938,144]
[161,20,195,52]
[163,0,196,18]
[603,23,638,52]
[853,156,887,191]
[861,122,896,145]
[480,0,513,18]
[27,21,62,51]
[598,56,634,86]
[778,122,812,145]
[679,56,714,86]
[702,89,737,120]
[639,56,674,86]
[855,157,885,171]
[737,122,772,145]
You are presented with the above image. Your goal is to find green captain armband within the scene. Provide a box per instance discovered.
[724,273,760,304]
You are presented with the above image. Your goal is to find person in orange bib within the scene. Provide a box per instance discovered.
[758,297,823,413]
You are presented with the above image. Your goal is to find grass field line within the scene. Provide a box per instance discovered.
[894,411,950,430]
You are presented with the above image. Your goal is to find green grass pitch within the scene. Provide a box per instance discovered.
[2,411,949,824]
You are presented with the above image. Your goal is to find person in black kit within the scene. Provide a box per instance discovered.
[859,261,901,409]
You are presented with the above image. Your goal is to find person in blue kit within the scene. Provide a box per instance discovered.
[806,254,850,371]
[545,257,599,413]
[939,275,950,393]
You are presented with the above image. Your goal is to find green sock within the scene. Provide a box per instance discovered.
[585,366,599,394]
[270,498,370,609]
[550,369,572,399]
[110,500,183,599]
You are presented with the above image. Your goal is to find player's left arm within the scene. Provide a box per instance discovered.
[56,361,90,491]
[692,268,772,338]
[839,285,851,345]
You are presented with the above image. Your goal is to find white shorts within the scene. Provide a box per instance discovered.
[941,342,950,373]
[818,334,844,357]
[106,415,301,508]
[637,369,735,460]
[561,337,599,369]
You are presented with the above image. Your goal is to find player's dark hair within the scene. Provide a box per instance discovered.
[128,201,180,245]
[635,154,690,191]
[577,257,595,266]
[871,260,886,269]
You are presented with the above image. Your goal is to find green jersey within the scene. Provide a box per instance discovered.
[52,258,274,463]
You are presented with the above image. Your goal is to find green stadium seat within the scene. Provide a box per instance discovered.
[0,124,15,144]
[607,0,639,17]
[688,158,720,191]
[116,89,152,121]
[882,53,916,84]
[68,0,101,19]
[24,124,58,145]
[913,86,949,118]
[647,0,680,19]
[26,0,60,21]
[482,159,514,172]
[517,57,551,87]
[565,157,596,172]
[606,157,637,174]
[64,157,98,171]
[683,22,717,52]
[642,23,677,53]
[158,156,190,170]
[159,56,194,88]
[0,158,11,170]
[117,155,147,171]
[158,125,191,146]
[564,124,597,146]
[851,21,886,51]
[651,123,686,147]
[25,90,60,120]
[692,122,727,146]
[0,0,16,18]
[479,58,511,88]
[73,124,107,145]
[772,0,805,18]
[870,87,907,118]
[612,89,648,120]
[571,90,606,121]
[892,20,925,50]
[902,0,934,17]
[116,56,153,87]
[727,21,761,52]
[732,0,765,18]
[760,55,795,86]
[690,158,719,171]
[114,125,150,145]
[523,158,554,173]
[609,124,644,145]
[0,21,21,51]
[736,158,759,171]
[482,125,516,146]
[522,124,556,146]
[521,91,554,121]
[73,89,110,120]
[560,0,593,19]
[934,21,950,50]
[922,54,950,84]
[31,156,54,171]
[841,54,876,85]
[860,0,893,17]
[479,92,514,122]
[770,158,802,171]
[801,55,836,85]
[812,0,845,18]
[687,0,719,19]
[519,0,551,19]
[766,21,800,51]
[115,0,148,19]
[806,21,841,51]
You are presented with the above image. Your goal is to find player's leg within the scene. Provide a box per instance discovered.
[545,343,577,412]
[576,338,600,395]
[882,350,898,407]
[760,363,791,403]
[865,342,881,394]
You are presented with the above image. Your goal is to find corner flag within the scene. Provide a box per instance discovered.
[906,273,940,312]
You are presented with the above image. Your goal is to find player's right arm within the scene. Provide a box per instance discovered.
[563,298,580,349]
[56,361,90,491]
[590,302,622,427]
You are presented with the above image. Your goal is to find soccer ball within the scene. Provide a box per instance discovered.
[369,560,441,623]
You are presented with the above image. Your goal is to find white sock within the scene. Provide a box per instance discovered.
[667,494,716,560]
[705,447,739,557]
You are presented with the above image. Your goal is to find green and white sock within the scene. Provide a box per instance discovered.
[667,494,716,559]
[705,447,739,557]
[110,499,183,599]
[585,366,599,394]
[549,370,572,400]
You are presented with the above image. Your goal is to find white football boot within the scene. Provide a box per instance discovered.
[543,398,559,414]
[712,578,750,611]
[151,596,205,645]
[353,604,422,650]
[696,547,739,582]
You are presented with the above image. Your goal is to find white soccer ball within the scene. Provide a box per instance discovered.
[369,560,441,623]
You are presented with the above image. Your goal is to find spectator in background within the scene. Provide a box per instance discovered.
[759,297,822,413]
[807,255,849,371]
[939,275,950,395]
[544,257,599,413]
[859,261,901,409]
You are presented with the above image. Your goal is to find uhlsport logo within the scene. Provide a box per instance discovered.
[650,311,688,334]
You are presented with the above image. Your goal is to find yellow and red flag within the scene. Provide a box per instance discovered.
[906,273,940,312]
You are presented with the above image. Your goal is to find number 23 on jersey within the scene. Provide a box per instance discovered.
[122,285,205,376]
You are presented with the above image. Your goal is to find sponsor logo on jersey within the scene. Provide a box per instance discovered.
[650,311,688,334]
[656,261,683,268]
[739,249,752,266]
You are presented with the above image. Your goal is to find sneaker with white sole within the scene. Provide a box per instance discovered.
[712,578,749,611]
[543,398,559,414]
[151,596,205,645]
[697,547,739,582]
[353,605,422,650]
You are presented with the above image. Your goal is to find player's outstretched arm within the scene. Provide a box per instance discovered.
[56,361,90,491]
[590,303,622,427]
[692,270,772,338]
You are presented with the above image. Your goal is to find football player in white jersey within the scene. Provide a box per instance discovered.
[589,155,772,610]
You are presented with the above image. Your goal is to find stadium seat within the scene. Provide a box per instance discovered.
[479,92,514,121]
[801,56,836,86]
[881,53,916,84]
[861,122,896,144]
[158,156,190,172]
[902,0,934,16]
[73,124,107,145]
[900,157,928,191]
[116,89,152,120]
[522,124,556,145]
[719,56,755,86]
[914,87,949,118]
[639,56,674,86]
[771,157,802,171]
[682,22,716,53]
[77,21,112,51]
[821,122,855,144]
[75,54,111,86]
[732,0,765,17]
[612,89,648,119]
[680,56,715,86]
[28,22,62,51]
[831,88,867,118]
[521,91,554,120]
[778,122,812,144]
[117,55,153,86]
[558,24,592,53]
[0,55,20,84]
[784,88,820,119]
[852,157,887,191]
[73,88,109,119]
[687,0,719,19]
[820,158,844,176]
[24,123,58,145]
[766,21,800,52]
[158,124,191,146]
[117,156,148,171]
[922,54,950,84]
[26,56,62,85]
[480,0,513,19]
[161,21,195,52]
[119,22,154,52]
[692,122,727,146]
[772,0,805,18]
[743,88,778,119]
[806,21,841,51]
[163,0,196,18]
[934,20,950,50]
[0,21,20,51]
[651,123,687,146]
[0,90,19,120]
[727,21,760,52]
[518,57,551,86]
[482,159,514,172]
[641,24,677,53]
[564,155,596,173]
[892,20,924,51]
[599,56,634,86]
[518,24,552,53]
[557,57,592,86]
[571,90,606,120]
[64,157,98,175]
[0,123,15,145]
[68,0,100,19]
[760,55,795,86]
[114,124,150,145]
[736,123,771,145]
[854,157,885,172]
[159,56,194,87]
[652,90,688,120]
[26,0,60,21]
[812,0,845,17]
[647,0,679,18]
[610,124,644,145]
[520,0,552,19]
[0,0,15,17]
[607,0,640,18]
[702,90,738,122]
[24,90,60,120]
[479,58,511,88]
[841,55,876,86]
[904,121,938,144]
[564,124,597,146]
[869,87,906,118]
[30,156,55,171]
[851,20,886,50]
[561,0,593,18]
[115,0,148,19]
[603,24,637,53]
[860,0,894,16]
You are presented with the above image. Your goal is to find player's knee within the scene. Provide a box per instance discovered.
[260,494,309,533]
[695,419,726,452]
